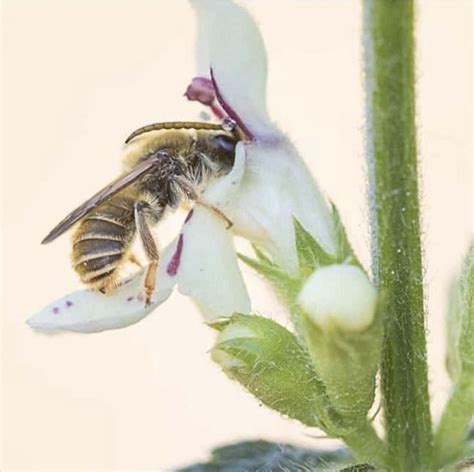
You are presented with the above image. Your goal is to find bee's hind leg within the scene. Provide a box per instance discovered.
[134,201,162,306]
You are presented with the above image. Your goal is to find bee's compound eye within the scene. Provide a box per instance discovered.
[213,135,237,153]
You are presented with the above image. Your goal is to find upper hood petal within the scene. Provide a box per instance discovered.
[190,0,276,140]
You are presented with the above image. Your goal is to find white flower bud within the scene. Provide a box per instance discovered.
[298,264,377,332]
[211,324,257,369]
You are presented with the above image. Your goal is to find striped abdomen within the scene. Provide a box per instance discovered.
[71,196,136,291]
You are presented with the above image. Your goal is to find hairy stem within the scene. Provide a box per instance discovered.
[363,1,433,470]
[341,422,386,468]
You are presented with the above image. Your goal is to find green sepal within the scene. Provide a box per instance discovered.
[294,218,335,274]
[251,243,274,266]
[330,202,362,268]
[455,243,474,381]
[446,278,464,382]
[434,244,474,468]
[299,303,383,421]
[207,318,232,332]
[212,313,338,429]
[238,253,301,306]
[446,245,474,389]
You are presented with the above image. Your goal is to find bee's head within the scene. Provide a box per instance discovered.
[213,133,238,153]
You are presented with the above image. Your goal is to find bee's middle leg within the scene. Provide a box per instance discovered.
[134,201,162,306]
[128,253,143,267]
[174,175,233,229]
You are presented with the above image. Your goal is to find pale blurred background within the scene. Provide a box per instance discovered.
[1,0,471,470]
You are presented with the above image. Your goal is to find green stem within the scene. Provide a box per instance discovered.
[434,379,474,468]
[363,1,433,470]
[341,422,386,469]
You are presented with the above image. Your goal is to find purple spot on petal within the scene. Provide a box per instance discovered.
[184,209,194,224]
[127,296,134,302]
[65,300,73,308]
[167,234,184,277]
[210,68,254,140]
[52,307,60,315]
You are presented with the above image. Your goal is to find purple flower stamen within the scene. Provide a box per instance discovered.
[210,68,254,140]
[184,77,226,120]
[167,234,184,276]
[184,209,194,224]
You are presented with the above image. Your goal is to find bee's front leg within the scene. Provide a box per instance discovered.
[134,201,162,306]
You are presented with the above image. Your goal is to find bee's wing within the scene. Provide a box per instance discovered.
[41,153,164,244]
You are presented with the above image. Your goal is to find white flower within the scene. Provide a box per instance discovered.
[28,0,335,333]
[189,0,336,273]
[28,208,250,332]
[298,264,377,332]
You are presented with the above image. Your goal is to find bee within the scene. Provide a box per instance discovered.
[42,121,242,305]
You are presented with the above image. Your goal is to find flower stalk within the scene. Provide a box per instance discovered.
[363,1,433,470]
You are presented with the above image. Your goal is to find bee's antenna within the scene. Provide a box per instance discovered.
[124,121,225,144]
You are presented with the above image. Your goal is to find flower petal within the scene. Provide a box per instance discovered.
[26,243,178,333]
[176,206,251,321]
[190,0,276,139]
[205,141,336,274]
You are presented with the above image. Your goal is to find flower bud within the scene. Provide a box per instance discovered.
[211,314,334,428]
[298,264,377,332]
[297,264,381,419]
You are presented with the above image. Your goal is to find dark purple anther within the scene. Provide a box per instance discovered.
[167,234,184,276]
[65,300,73,308]
[184,77,215,105]
[52,307,60,315]
[184,76,226,120]
[184,209,194,224]
[126,296,134,302]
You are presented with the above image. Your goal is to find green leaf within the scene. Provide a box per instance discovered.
[177,440,352,472]
[212,314,338,429]
[294,218,335,273]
